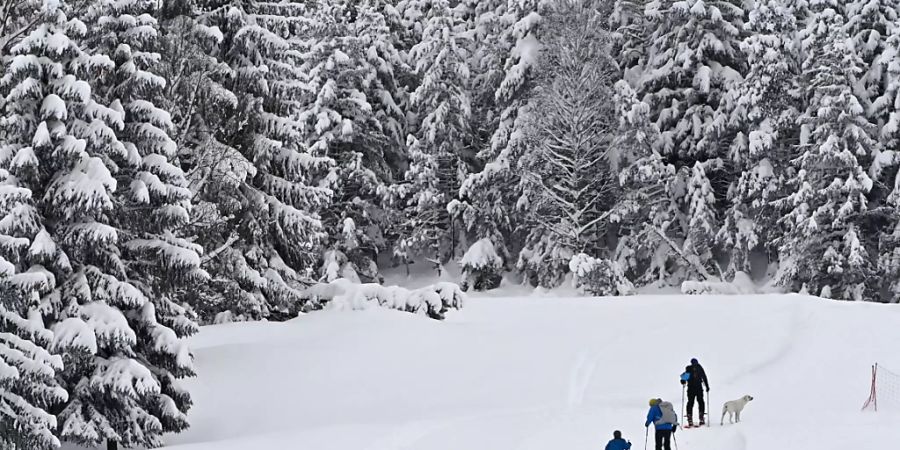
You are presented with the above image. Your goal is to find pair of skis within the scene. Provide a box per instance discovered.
[682,420,707,429]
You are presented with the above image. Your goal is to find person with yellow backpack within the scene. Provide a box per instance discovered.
[644,398,678,450]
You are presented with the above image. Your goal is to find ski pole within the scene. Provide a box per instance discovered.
[644,426,649,450]
[681,384,685,427]
[672,429,679,450]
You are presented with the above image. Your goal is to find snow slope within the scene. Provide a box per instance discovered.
[161,294,900,450]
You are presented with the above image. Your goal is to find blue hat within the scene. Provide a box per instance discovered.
[691,358,698,364]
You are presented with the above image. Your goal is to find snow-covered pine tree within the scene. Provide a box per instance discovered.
[156,1,261,321]
[873,25,900,302]
[878,197,900,302]
[394,0,433,51]
[569,252,635,296]
[844,0,900,236]
[0,290,66,449]
[612,81,682,285]
[685,162,719,277]
[0,2,69,449]
[393,0,472,272]
[862,0,900,228]
[843,0,899,113]
[516,0,620,288]
[300,0,406,284]
[778,5,878,300]
[639,0,746,162]
[1,0,201,448]
[0,0,114,443]
[59,1,204,447]
[634,0,747,282]
[717,0,802,278]
[455,0,543,275]
[610,0,649,83]
[873,18,900,148]
[459,237,503,291]
[0,0,43,55]
[183,1,333,321]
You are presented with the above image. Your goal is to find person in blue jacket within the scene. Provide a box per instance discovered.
[604,430,631,450]
[645,398,677,450]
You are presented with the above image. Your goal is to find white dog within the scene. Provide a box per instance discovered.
[720,395,754,425]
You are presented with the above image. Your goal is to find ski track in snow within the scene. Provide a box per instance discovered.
[565,324,642,411]
[363,405,557,450]
[567,350,597,409]
[733,428,748,450]
[721,303,809,386]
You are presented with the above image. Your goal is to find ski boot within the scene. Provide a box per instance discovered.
[686,417,694,428]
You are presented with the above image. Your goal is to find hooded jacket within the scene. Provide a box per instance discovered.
[681,362,709,393]
[605,437,632,450]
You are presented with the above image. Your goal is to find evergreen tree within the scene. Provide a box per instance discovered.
[516,0,620,288]
[635,0,747,282]
[844,0,899,112]
[0,3,68,448]
[778,5,878,300]
[0,0,43,55]
[685,162,719,277]
[459,237,503,291]
[393,0,472,272]
[610,0,649,82]
[717,0,801,277]
[61,1,203,447]
[301,0,407,284]
[185,1,332,321]
[455,0,544,270]
[612,81,681,285]
[865,1,900,219]
[874,25,900,302]
[0,293,66,449]
[640,0,746,161]
[157,1,259,321]
[1,1,202,447]
[394,0,434,51]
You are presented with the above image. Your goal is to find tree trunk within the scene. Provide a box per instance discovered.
[107,440,118,450]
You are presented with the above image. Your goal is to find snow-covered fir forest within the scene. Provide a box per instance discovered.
[3,0,900,448]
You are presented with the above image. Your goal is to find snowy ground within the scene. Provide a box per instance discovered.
[141,293,900,450]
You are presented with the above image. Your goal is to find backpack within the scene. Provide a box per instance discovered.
[657,401,678,426]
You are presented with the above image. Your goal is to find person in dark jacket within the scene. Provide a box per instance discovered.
[604,430,631,450]
[680,358,710,426]
[645,398,677,450]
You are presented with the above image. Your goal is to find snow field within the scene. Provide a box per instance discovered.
[159,294,900,450]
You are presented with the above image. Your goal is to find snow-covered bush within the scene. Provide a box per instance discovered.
[569,253,635,297]
[459,238,503,292]
[301,279,465,320]
[517,233,574,289]
[320,249,362,284]
[681,271,757,295]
